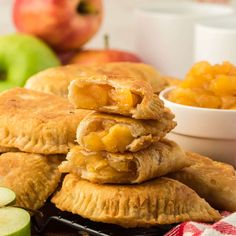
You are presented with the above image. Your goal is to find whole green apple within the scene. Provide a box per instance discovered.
[0,34,60,92]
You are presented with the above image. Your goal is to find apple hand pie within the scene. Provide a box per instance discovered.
[0,152,63,211]
[25,62,167,97]
[169,152,236,212]
[52,174,221,228]
[59,139,189,184]
[25,65,88,97]
[103,62,167,93]
[0,88,91,154]
[68,74,165,120]
[76,110,176,153]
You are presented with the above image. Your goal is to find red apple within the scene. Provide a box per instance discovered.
[13,0,103,51]
[68,49,142,65]
[56,50,78,65]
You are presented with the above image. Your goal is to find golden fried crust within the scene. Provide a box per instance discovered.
[186,152,235,176]
[25,65,88,97]
[51,174,221,228]
[0,146,18,153]
[169,152,236,212]
[77,109,176,152]
[0,88,91,154]
[59,140,190,184]
[163,76,182,87]
[68,75,164,120]
[25,63,167,96]
[0,152,63,210]
[99,63,168,93]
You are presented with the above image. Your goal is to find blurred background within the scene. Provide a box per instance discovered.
[2,0,235,52]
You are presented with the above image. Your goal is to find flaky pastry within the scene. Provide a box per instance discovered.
[52,174,221,228]
[76,110,175,153]
[25,63,167,97]
[59,139,189,184]
[68,73,164,120]
[0,152,63,210]
[169,152,236,212]
[0,88,91,154]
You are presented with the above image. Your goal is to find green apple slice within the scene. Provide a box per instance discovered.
[0,187,16,207]
[0,207,30,236]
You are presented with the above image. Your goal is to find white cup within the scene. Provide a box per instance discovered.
[195,17,236,64]
[134,3,234,79]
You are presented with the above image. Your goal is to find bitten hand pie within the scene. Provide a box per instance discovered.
[25,62,167,97]
[0,152,63,211]
[59,139,189,184]
[169,152,236,212]
[68,73,164,120]
[76,110,176,153]
[0,88,91,154]
[51,174,221,228]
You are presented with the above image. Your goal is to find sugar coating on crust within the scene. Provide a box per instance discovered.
[0,88,91,154]
[0,152,63,210]
[52,174,221,228]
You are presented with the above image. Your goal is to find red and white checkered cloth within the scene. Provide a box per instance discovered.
[165,212,236,236]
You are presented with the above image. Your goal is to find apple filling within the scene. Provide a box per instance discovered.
[109,87,141,110]
[72,83,141,111]
[65,149,137,182]
[82,124,135,153]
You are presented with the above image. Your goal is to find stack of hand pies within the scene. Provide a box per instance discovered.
[0,88,91,211]
[1,62,236,229]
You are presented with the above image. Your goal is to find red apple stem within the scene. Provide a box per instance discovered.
[104,34,109,50]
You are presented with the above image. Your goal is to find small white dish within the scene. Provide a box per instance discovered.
[159,87,236,167]
[134,2,234,78]
[195,16,236,65]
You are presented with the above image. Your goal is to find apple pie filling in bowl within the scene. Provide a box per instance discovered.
[69,82,142,113]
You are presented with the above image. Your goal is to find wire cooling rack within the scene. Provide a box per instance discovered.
[32,202,174,236]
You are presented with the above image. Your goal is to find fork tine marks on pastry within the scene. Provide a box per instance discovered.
[0,152,63,211]
[51,174,221,228]
[0,62,233,231]
[0,88,91,154]
[169,152,236,212]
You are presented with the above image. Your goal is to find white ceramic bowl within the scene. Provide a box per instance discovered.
[134,2,234,78]
[159,87,236,167]
[195,16,236,65]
